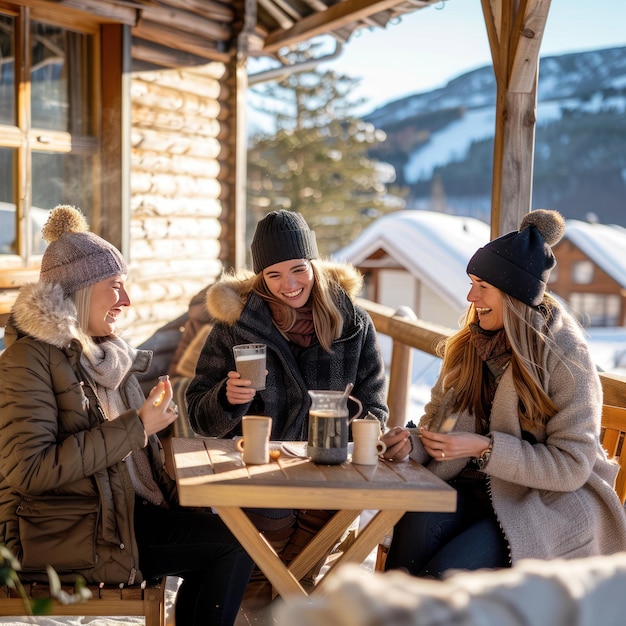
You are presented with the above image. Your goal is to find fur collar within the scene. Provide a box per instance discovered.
[206,260,364,326]
[6,282,85,349]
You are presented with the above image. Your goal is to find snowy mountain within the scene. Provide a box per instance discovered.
[365,47,626,226]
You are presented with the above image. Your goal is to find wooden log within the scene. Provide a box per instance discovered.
[130,130,221,159]
[130,195,222,217]
[132,106,221,138]
[132,72,222,101]
[159,0,234,22]
[139,4,231,41]
[131,151,221,179]
[130,172,222,199]
[131,22,230,63]
[131,81,222,116]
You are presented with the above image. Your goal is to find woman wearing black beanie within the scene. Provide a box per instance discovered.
[381,209,626,578]
[185,209,389,604]
[186,209,388,444]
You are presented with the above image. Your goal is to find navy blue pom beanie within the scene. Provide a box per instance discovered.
[466,209,566,307]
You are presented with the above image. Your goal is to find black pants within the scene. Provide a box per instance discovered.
[134,498,254,626]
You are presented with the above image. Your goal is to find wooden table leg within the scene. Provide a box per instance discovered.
[313,509,404,593]
[213,506,307,600]
[287,510,360,583]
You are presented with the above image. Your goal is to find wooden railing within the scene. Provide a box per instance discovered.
[357,298,626,428]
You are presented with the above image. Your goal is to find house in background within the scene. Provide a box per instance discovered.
[336,210,626,329]
[334,210,490,329]
[550,220,626,327]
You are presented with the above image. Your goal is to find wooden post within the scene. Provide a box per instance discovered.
[482,0,551,237]
[386,306,417,429]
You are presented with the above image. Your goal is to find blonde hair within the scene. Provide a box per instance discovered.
[253,260,344,352]
[440,293,561,430]
[72,284,92,333]
[71,284,100,362]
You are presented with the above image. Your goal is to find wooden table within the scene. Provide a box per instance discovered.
[171,437,456,602]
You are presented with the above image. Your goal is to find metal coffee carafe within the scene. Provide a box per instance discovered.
[307,387,363,464]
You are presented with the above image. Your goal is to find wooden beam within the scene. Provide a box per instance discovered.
[158,0,234,22]
[131,22,231,62]
[509,0,550,93]
[131,38,213,69]
[483,0,550,238]
[263,0,431,53]
[27,0,141,25]
[139,4,231,41]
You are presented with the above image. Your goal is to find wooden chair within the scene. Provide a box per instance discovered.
[0,577,168,626]
[600,403,626,504]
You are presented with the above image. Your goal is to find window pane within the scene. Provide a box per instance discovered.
[0,14,15,125]
[570,292,620,327]
[31,22,93,133]
[0,147,16,254]
[32,151,93,250]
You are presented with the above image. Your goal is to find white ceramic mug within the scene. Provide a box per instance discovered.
[235,415,272,464]
[351,419,387,465]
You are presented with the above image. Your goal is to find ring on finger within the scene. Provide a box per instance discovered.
[441,451,445,458]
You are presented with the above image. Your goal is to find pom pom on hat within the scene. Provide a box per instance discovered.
[251,210,318,274]
[466,209,565,307]
[39,205,127,296]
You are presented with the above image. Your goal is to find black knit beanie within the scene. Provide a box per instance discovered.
[251,210,319,274]
[466,209,566,307]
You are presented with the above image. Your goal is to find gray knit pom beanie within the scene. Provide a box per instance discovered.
[251,210,318,274]
[466,209,566,307]
[39,205,127,296]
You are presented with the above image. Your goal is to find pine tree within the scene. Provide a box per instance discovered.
[247,43,406,256]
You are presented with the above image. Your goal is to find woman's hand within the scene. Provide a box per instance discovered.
[380,426,412,462]
[419,427,491,461]
[140,375,178,437]
[225,370,257,405]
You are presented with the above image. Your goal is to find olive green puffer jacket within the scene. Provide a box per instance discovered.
[0,282,177,584]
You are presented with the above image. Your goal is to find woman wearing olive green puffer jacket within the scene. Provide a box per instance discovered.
[0,205,253,626]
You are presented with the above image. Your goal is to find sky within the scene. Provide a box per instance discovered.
[250,0,626,116]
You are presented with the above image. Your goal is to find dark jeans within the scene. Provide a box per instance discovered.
[385,477,509,579]
[134,498,254,626]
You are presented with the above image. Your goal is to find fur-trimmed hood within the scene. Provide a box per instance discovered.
[206,260,364,325]
[4,281,86,350]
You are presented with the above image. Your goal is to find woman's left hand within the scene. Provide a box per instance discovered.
[419,427,491,461]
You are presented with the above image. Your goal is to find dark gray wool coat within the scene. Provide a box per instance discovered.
[186,261,389,441]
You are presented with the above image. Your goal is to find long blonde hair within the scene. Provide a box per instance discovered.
[440,293,561,430]
[71,284,101,362]
[253,260,344,352]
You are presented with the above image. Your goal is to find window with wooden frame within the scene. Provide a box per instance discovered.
[0,3,121,286]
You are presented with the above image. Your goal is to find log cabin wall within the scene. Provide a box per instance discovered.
[123,60,231,344]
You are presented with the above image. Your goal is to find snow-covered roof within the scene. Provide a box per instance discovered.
[333,210,491,312]
[563,220,626,288]
[334,211,626,311]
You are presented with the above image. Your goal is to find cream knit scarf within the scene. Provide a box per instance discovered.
[80,337,165,507]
